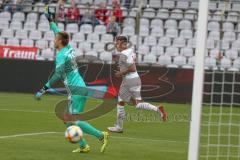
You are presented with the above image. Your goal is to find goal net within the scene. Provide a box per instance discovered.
[188,0,240,160]
[200,71,240,160]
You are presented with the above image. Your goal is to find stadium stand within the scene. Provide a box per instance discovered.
[0,0,239,71]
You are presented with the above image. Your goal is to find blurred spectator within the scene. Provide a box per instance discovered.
[123,0,132,9]
[80,2,98,25]
[106,16,120,38]
[106,0,123,24]
[95,2,108,25]
[113,0,120,5]
[66,0,80,23]
[4,0,23,12]
[56,0,65,22]
[0,0,5,9]
[65,0,79,5]
[56,0,65,5]
[41,0,49,3]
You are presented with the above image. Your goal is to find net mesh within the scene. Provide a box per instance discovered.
[200,70,240,160]
[199,0,240,159]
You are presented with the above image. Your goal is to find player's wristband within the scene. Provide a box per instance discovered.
[42,85,49,92]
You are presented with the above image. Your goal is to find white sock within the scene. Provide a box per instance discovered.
[116,104,125,129]
[136,102,158,112]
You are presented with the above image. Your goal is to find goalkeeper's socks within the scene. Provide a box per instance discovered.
[79,138,87,148]
[136,102,158,112]
[75,121,103,139]
[116,105,125,129]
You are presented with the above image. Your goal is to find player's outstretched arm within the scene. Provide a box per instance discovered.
[35,63,64,100]
[47,55,68,90]
[44,5,60,35]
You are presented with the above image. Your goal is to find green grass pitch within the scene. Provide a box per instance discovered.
[0,92,192,160]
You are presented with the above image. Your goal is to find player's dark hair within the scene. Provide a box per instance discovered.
[116,36,128,43]
[57,32,69,46]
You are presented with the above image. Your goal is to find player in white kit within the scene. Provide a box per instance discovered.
[108,36,167,133]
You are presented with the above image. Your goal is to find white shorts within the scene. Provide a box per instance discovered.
[118,76,142,102]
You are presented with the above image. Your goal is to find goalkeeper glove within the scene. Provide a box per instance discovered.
[44,5,55,22]
[35,85,49,100]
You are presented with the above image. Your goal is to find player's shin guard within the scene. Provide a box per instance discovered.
[116,104,125,129]
[136,102,159,112]
[75,121,103,139]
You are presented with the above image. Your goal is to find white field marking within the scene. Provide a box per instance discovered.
[0,131,188,144]
[0,132,59,139]
[0,108,54,114]
[0,108,189,124]
[0,94,63,100]
[0,132,187,154]
[125,120,189,123]
[110,135,189,144]
[0,108,189,123]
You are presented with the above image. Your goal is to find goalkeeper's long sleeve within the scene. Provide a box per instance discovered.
[45,64,64,88]
[50,22,60,35]
[45,22,63,88]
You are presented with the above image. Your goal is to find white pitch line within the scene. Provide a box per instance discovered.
[0,131,188,144]
[110,135,189,144]
[0,132,187,154]
[0,108,54,114]
[0,95,62,100]
[0,108,189,124]
[0,132,59,139]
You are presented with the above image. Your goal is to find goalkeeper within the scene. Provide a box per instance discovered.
[35,6,109,153]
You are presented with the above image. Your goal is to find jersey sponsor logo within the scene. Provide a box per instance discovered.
[0,46,38,60]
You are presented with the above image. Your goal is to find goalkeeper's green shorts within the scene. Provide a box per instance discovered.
[68,95,87,114]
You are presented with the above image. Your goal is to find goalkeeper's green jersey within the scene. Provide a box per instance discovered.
[45,22,86,91]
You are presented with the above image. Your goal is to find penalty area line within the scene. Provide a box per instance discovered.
[0,132,59,139]
[111,135,189,144]
[0,131,188,144]
[0,132,188,153]
[0,108,54,114]
[0,132,187,154]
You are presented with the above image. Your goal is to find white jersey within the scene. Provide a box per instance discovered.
[118,48,139,79]
[117,48,142,102]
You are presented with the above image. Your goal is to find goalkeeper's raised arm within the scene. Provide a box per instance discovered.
[44,5,60,35]
[35,6,74,100]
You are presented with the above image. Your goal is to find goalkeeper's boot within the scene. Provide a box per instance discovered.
[107,125,123,133]
[99,131,109,153]
[159,106,167,122]
[72,145,90,153]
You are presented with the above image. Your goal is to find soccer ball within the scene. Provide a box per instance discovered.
[65,125,83,143]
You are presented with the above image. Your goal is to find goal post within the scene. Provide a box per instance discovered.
[188,0,209,160]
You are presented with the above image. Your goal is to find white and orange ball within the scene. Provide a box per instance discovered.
[65,125,83,143]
